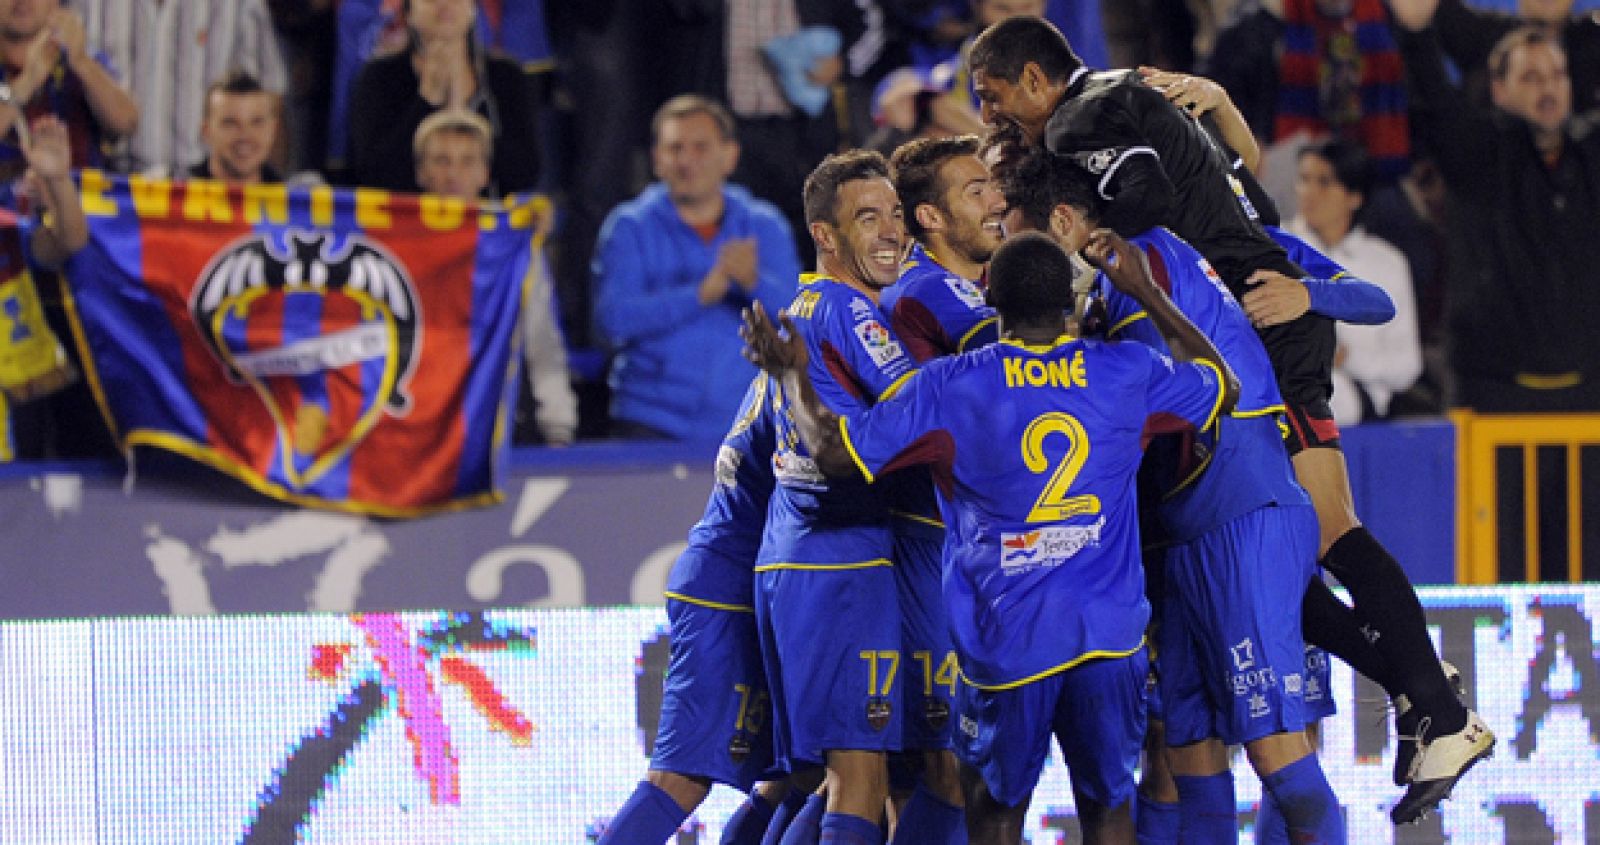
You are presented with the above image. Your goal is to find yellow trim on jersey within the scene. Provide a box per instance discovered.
[753,558,893,572]
[998,333,1076,353]
[839,415,875,483]
[1516,371,1583,390]
[878,370,916,402]
[1231,404,1286,419]
[961,637,1146,691]
[664,592,754,613]
[957,317,998,351]
[1192,359,1227,434]
[727,374,769,438]
[1163,449,1215,501]
[892,510,946,529]
[1107,311,1147,337]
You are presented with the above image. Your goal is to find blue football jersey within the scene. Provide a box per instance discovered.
[758,275,915,567]
[880,243,999,363]
[1267,226,1348,284]
[1095,227,1310,541]
[839,335,1225,689]
[665,374,778,608]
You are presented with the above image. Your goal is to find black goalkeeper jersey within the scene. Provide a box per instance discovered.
[1045,68,1337,409]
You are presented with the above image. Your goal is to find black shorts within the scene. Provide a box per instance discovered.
[1220,254,1338,415]
[1282,399,1342,455]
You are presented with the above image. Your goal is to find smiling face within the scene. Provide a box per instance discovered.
[201,89,278,183]
[933,154,1006,264]
[816,176,905,291]
[972,65,1058,145]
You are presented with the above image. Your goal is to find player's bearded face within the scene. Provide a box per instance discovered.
[831,177,905,289]
[938,156,1006,264]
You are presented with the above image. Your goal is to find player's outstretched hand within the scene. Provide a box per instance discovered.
[1241,269,1311,328]
[1140,68,1228,118]
[741,301,808,375]
[1082,228,1153,297]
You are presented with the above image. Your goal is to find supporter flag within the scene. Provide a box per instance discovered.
[64,171,536,516]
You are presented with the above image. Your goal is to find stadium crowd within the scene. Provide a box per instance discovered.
[5,0,1590,841]
[1,0,1596,460]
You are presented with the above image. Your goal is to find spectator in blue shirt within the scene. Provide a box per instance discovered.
[594,95,800,440]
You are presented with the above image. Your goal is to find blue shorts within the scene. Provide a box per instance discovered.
[652,598,776,790]
[754,564,903,770]
[893,533,955,752]
[955,649,1148,808]
[1302,644,1337,721]
[1160,503,1318,747]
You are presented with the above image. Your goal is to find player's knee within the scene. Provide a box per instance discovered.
[644,769,712,812]
[1245,729,1315,777]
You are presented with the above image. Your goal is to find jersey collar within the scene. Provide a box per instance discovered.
[999,333,1077,353]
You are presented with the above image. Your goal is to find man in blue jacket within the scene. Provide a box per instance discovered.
[594,94,800,440]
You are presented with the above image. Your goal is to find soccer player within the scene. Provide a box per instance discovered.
[968,17,1492,823]
[882,135,1003,361]
[743,228,1238,845]
[750,149,933,845]
[599,374,799,844]
[999,147,1346,843]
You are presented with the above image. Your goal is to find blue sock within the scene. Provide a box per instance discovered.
[820,812,883,845]
[1253,791,1288,845]
[1173,771,1237,844]
[723,792,778,844]
[1260,755,1345,845]
[761,791,810,845]
[888,783,965,844]
[1135,794,1179,844]
[777,794,828,845]
[597,781,689,845]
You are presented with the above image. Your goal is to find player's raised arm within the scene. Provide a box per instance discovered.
[1083,228,1240,412]
[740,302,856,478]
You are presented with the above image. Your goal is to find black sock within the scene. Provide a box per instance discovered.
[1301,576,1401,697]
[1320,527,1467,737]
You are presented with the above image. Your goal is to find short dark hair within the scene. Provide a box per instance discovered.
[997,146,1103,232]
[652,94,737,144]
[804,149,891,226]
[1298,138,1372,203]
[890,135,981,240]
[986,231,1076,322]
[968,15,1082,85]
[1489,26,1564,81]
[203,69,271,118]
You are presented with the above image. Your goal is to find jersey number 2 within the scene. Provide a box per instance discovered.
[1021,412,1101,522]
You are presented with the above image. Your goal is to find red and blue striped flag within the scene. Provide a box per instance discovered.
[64,172,535,516]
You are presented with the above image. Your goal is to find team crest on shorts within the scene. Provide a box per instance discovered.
[866,697,893,731]
[728,732,751,765]
[923,697,950,730]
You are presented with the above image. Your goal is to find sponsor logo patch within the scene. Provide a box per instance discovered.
[714,445,741,488]
[998,517,1106,575]
[944,275,987,310]
[854,318,906,368]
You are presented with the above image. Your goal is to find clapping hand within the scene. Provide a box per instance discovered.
[740,301,808,376]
